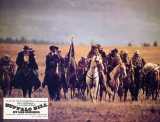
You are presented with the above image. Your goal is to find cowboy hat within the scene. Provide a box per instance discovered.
[49,45,59,51]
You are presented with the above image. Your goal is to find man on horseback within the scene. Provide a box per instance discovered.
[119,50,135,101]
[130,50,146,101]
[16,45,38,75]
[132,50,145,69]
[120,50,131,69]
[46,45,59,71]
[106,48,122,73]
[43,45,60,86]
[86,44,113,101]
[14,45,40,97]
[97,44,107,62]
[110,48,122,69]
[78,57,87,71]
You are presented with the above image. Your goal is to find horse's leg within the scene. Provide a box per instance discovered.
[108,90,112,102]
[28,87,32,98]
[53,87,57,101]
[95,84,99,101]
[73,86,75,98]
[90,88,94,102]
[99,86,103,101]
[82,84,86,100]
[63,88,67,99]
[135,87,139,101]
[112,90,116,101]
[48,86,53,101]
[22,88,27,97]
[63,84,67,99]
[124,87,128,102]
[70,87,73,99]
[9,85,12,96]
[56,85,60,101]
[145,86,149,99]
[3,88,7,97]
[155,88,158,100]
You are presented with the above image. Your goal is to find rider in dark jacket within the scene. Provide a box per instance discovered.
[43,45,60,87]
[16,45,38,71]
[14,45,39,88]
[45,45,60,72]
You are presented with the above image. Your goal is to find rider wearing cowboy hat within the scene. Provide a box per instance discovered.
[16,45,38,71]
[43,45,61,88]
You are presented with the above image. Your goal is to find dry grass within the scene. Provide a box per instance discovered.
[0,43,160,122]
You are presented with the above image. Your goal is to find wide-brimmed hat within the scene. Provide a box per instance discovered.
[23,45,30,50]
[49,45,59,51]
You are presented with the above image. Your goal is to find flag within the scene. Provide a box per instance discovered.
[65,41,78,82]
[68,41,75,60]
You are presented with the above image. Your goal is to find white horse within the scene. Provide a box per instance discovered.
[109,62,127,101]
[86,55,101,102]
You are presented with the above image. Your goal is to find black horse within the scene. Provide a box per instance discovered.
[130,66,143,101]
[43,59,61,101]
[13,63,41,98]
[77,64,87,99]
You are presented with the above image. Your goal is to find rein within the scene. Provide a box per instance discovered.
[87,74,98,81]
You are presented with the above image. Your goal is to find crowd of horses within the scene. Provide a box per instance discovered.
[0,51,160,102]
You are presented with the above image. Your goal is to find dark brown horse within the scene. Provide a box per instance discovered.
[14,63,41,98]
[43,60,61,101]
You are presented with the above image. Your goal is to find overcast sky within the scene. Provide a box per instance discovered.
[0,0,160,45]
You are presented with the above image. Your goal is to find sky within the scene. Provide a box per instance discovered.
[0,0,160,45]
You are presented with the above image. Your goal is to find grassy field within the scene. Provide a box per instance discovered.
[0,43,160,122]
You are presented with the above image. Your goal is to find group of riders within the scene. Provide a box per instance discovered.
[0,44,159,101]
